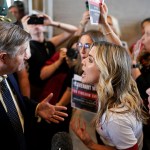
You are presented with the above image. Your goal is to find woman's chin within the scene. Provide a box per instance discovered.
[81,77,85,83]
[81,77,88,84]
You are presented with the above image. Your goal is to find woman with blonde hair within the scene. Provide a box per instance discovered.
[71,41,148,150]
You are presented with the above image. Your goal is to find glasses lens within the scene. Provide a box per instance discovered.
[84,43,90,49]
[77,42,82,49]
[77,43,91,51]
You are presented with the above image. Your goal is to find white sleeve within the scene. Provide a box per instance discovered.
[107,118,137,149]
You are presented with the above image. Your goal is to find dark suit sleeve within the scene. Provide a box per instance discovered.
[23,96,38,117]
[8,74,38,118]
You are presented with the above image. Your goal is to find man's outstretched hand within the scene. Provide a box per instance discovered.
[36,93,68,123]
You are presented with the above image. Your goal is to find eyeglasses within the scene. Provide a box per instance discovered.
[77,42,91,51]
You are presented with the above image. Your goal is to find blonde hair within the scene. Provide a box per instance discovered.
[107,15,121,37]
[92,41,148,125]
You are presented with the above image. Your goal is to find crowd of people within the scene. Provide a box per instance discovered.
[0,0,150,150]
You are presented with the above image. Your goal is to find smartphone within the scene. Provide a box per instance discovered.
[27,14,44,24]
[85,1,89,10]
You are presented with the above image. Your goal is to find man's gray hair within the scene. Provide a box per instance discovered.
[0,21,31,56]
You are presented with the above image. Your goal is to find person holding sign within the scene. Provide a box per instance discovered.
[71,41,148,150]
[78,2,121,61]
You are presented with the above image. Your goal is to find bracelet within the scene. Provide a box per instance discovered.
[103,31,112,36]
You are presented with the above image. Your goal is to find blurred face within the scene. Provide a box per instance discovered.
[141,24,150,52]
[27,24,45,35]
[81,46,100,85]
[141,21,150,35]
[5,42,30,73]
[9,6,19,20]
[77,34,93,60]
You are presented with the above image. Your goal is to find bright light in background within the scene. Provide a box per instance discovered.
[6,0,11,7]
[6,0,23,7]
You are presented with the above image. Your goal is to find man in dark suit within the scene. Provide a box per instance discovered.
[0,21,68,150]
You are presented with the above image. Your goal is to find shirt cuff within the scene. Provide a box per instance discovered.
[35,103,42,123]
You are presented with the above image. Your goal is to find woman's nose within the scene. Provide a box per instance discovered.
[80,47,86,54]
[141,34,145,42]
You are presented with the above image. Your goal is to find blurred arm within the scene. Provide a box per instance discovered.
[40,49,66,80]
[74,11,90,36]
[56,87,71,106]
[43,14,78,47]
[99,3,122,46]
[16,68,30,98]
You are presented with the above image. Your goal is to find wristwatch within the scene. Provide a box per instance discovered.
[132,64,139,68]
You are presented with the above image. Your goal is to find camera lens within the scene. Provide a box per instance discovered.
[66,48,78,60]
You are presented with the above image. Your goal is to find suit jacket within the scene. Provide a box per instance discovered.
[0,74,38,150]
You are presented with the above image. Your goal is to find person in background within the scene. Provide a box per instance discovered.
[40,36,81,105]
[131,19,150,107]
[131,52,150,105]
[71,41,148,150]
[21,13,78,101]
[130,17,150,57]
[0,21,68,150]
[141,18,150,35]
[8,0,25,28]
[131,20,150,150]
[100,14,129,50]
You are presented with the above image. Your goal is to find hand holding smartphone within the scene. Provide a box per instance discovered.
[87,0,105,25]
[27,14,44,25]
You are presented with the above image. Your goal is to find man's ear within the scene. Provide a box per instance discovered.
[0,52,8,64]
